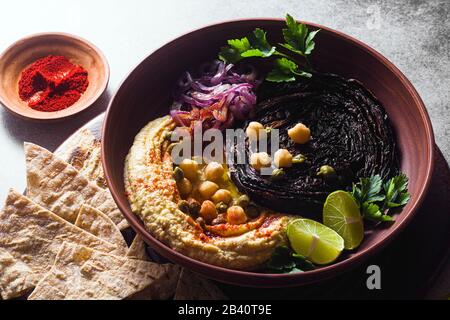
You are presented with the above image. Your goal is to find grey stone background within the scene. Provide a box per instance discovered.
[0,0,448,298]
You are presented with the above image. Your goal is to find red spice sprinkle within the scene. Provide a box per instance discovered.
[18,55,89,112]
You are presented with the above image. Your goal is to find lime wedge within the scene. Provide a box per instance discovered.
[323,190,364,250]
[287,219,344,265]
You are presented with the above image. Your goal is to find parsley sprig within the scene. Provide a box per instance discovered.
[351,174,411,222]
[219,14,320,82]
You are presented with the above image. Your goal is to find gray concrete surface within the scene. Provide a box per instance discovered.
[0,0,448,298]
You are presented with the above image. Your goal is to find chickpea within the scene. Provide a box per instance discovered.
[226,206,247,225]
[198,181,219,199]
[199,200,218,223]
[177,178,192,197]
[211,189,232,204]
[249,152,272,171]
[288,123,311,144]
[204,162,225,182]
[179,159,199,181]
[274,149,293,168]
[246,121,265,141]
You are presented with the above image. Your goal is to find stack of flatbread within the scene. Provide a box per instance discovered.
[0,128,226,300]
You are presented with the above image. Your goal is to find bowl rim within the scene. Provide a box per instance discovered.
[0,31,110,121]
[102,18,435,287]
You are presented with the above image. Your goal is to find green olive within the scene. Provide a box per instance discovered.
[172,167,184,182]
[216,202,228,213]
[236,195,250,208]
[178,200,190,214]
[163,131,173,141]
[271,168,286,181]
[246,205,260,219]
[292,154,307,164]
[317,165,336,178]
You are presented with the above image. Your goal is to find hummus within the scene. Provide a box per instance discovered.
[124,116,290,270]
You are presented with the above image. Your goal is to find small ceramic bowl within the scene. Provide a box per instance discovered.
[0,32,109,121]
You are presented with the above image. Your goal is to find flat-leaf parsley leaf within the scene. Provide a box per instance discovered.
[219,14,319,82]
[281,14,320,57]
[266,58,311,82]
[351,174,410,222]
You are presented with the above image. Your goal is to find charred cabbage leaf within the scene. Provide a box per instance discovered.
[229,74,400,215]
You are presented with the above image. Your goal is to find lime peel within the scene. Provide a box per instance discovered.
[287,218,344,265]
[306,234,319,258]
[323,190,364,250]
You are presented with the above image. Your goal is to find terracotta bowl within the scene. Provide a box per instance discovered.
[102,19,435,287]
[0,32,109,121]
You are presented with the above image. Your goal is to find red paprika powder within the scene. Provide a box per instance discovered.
[18,55,89,112]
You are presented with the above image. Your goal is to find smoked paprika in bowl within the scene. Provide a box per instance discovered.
[0,33,109,121]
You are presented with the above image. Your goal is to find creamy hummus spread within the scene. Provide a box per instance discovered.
[124,116,289,270]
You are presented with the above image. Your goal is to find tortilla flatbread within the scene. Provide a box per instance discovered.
[55,128,106,189]
[174,269,228,300]
[0,248,34,300]
[25,143,128,229]
[125,236,184,300]
[28,242,180,300]
[127,264,181,300]
[75,205,128,256]
[127,235,149,261]
[0,189,120,299]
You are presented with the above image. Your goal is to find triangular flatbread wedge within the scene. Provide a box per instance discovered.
[174,269,228,300]
[55,128,107,189]
[24,143,128,229]
[0,248,34,300]
[28,242,180,300]
[0,189,120,299]
[127,263,181,300]
[125,236,183,300]
[127,235,149,261]
[75,205,128,256]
